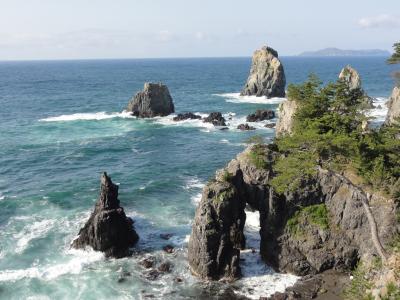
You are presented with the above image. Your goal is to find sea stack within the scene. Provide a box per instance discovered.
[71,172,139,258]
[240,46,286,98]
[126,83,174,117]
[385,86,400,126]
[338,65,373,108]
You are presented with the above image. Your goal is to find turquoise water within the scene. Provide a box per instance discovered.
[0,57,397,299]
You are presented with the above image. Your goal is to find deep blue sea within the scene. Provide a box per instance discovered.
[0,57,397,299]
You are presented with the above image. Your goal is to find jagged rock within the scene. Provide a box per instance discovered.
[240,46,286,98]
[189,145,398,281]
[276,99,298,137]
[246,109,275,122]
[203,112,226,126]
[71,172,139,258]
[338,65,374,108]
[188,181,246,280]
[126,83,174,118]
[173,112,202,121]
[158,261,172,273]
[163,245,174,253]
[385,86,400,126]
[339,65,362,90]
[237,123,255,131]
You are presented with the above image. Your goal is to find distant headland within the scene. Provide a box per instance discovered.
[298,47,390,57]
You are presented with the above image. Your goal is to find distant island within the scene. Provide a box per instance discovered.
[299,47,390,57]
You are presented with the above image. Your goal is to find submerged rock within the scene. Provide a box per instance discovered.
[264,123,276,128]
[173,112,202,121]
[203,112,227,126]
[237,123,256,131]
[240,46,286,98]
[385,86,400,126]
[71,172,139,258]
[126,83,174,118]
[246,109,275,122]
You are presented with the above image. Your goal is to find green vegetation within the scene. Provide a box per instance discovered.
[248,144,268,169]
[387,42,400,65]
[382,282,400,300]
[221,170,233,182]
[245,135,265,145]
[343,262,374,300]
[286,204,329,237]
[271,74,400,199]
[213,188,235,204]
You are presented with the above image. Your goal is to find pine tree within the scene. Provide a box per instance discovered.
[387,42,400,64]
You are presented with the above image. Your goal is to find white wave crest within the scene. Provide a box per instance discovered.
[0,248,104,282]
[214,93,287,104]
[367,97,389,124]
[39,111,135,122]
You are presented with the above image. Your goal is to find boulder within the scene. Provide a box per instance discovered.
[237,123,256,131]
[71,172,139,258]
[240,46,286,98]
[246,109,275,122]
[385,86,400,126]
[126,83,174,118]
[265,123,276,128]
[173,112,202,121]
[203,112,226,126]
[276,99,298,137]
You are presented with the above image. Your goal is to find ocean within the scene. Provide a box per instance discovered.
[0,56,397,299]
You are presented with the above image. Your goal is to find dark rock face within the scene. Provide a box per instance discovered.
[173,112,202,121]
[264,123,276,128]
[188,145,398,280]
[237,123,256,131]
[241,46,286,98]
[126,83,174,118]
[246,109,275,122]
[188,181,246,280]
[203,112,227,126]
[71,172,139,258]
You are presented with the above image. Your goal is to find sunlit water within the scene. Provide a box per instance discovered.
[0,57,396,299]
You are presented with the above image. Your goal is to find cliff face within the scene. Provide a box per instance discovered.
[240,46,286,98]
[385,86,400,126]
[275,100,298,137]
[187,145,398,280]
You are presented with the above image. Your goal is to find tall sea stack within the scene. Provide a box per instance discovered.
[240,46,286,98]
[71,172,139,258]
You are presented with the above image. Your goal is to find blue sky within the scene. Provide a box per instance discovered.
[0,0,399,60]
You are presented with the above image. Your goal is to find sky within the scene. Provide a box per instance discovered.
[0,0,399,60]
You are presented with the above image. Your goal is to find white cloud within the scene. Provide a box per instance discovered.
[156,30,175,42]
[358,14,400,29]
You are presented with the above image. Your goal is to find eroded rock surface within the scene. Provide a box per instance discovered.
[173,112,202,121]
[276,99,298,137]
[385,86,400,126]
[71,172,139,258]
[246,109,275,122]
[203,112,227,126]
[241,46,286,98]
[126,83,174,117]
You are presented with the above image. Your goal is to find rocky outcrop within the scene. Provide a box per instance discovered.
[246,109,275,122]
[275,99,298,137]
[71,172,139,258]
[173,112,202,121]
[339,65,362,91]
[338,65,374,108]
[385,86,400,126]
[126,83,174,117]
[240,46,286,98]
[188,145,398,280]
[203,112,226,126]
[237,123,255,131]
[188,181,246,280]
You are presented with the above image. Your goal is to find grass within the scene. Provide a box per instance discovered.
[286,204,329,237]
[247,144,268,169]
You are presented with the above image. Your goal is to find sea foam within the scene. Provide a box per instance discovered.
[214,93,287,104]
[39,111,135,122]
